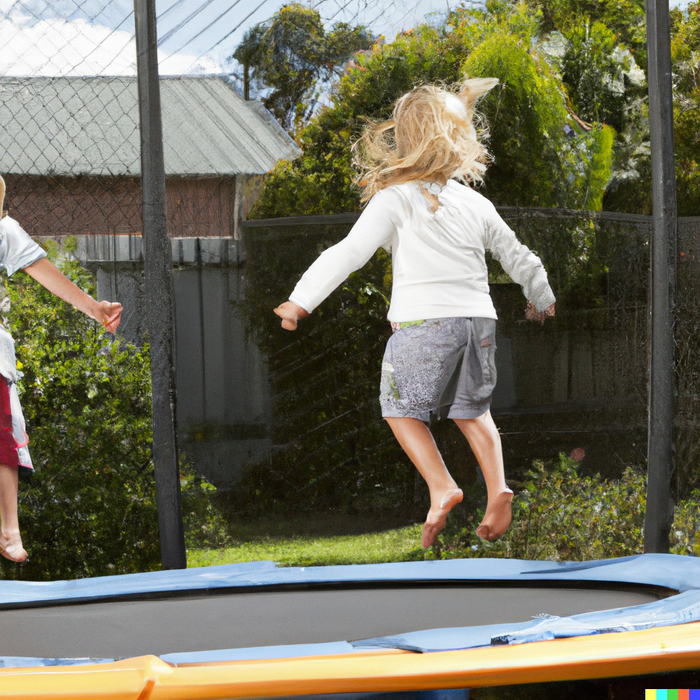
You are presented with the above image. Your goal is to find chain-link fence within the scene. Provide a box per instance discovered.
[235,210,700,518]
[0,74,261,240]
[1,0,141,233]
[0,2,300,505]
[0,0,318,241]
[2,1,698,532]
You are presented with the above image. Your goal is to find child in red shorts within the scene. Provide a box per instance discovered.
[0,176,122,561]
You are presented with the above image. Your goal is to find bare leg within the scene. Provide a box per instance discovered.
[385,417,463,548]
[0,464,27,562]
[453,412,513,541]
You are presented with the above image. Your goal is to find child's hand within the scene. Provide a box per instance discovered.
[274,301,309,331]
[525,301,555,324]
[94,301,123,333]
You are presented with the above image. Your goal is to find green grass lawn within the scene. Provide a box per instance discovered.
[187,520,430,568]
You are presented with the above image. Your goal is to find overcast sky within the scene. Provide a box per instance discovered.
[0,0,693,77]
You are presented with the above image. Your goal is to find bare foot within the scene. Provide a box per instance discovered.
[476,489,514,542]
[0,530,27,562]
[421,488,463,548]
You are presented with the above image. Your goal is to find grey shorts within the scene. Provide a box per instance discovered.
[380,317,497,422]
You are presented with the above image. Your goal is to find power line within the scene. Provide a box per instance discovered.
[157,0,191,23]
[0,0,136,77]
[157,0,221,47]
[176,0,270,75]
[175,0,416,79]
[71,9,136,75]
[165,0,248,57]
[1,0,445,78]
[174,0,392,76]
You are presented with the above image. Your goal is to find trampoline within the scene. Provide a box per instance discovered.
[0,555,699,698]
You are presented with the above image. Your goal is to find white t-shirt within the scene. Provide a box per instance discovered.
[0,215,46,384]
[0,215,47,277]
[0,216,45,469]
[289,180,556,322]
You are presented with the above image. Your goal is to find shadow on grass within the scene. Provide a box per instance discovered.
[222,511,422,544]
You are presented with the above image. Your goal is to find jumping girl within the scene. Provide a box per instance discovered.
[274,78,555,548]
[0,176,122,562]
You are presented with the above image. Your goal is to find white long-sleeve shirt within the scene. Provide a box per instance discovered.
[289,180,555,322]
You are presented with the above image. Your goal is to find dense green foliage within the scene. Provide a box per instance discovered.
[560,21,638,132]
[524,0,647,65]
[250,1,615,217]
[248,0,699,218]
[671,2,700,216]
[556,0,699,215]
[0,250,227,580]
[233,3,372,130]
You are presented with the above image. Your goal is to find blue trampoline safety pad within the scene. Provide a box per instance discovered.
[353,588,700,652]
[0,553,699,667]
[0,553,697,608]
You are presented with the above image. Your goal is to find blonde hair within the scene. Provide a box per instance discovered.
[0,175,5,218]
[353,77,498,202]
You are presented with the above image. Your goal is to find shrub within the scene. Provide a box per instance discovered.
[436,454,700,560]
[0,249,226,580]
[250,2,614,218]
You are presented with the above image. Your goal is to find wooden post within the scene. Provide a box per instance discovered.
[644,0,678,553]
[134,0,186,569]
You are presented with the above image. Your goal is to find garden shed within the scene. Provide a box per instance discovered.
[0,74,299,238]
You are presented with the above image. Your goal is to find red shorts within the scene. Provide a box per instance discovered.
[0,376,20,468]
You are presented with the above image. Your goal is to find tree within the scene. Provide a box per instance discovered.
[234,23,266,101]
[560,21,639,132]
[604,1,700,215]
[523,0,647,66]
[232,4,373,130]
[460,16,613,208]
[671,1,700,217]
[250,1,614,218]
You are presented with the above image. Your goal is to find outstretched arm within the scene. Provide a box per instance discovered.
[485,205,556,316]
[22,257,122,333]
[276,190,398,330]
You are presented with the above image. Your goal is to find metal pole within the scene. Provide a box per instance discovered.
[134,0,187,569]
[644,0,677,553]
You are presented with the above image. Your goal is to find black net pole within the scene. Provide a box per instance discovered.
[134,0,187,569]
[644,0,678,553]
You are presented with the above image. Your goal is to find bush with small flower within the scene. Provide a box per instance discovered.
[434,453,700,561]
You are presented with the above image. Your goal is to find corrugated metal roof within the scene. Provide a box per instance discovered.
[0,76,300,176]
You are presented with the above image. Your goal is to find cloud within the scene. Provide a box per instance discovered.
[0,16,221,76]
[2,0,134,30]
